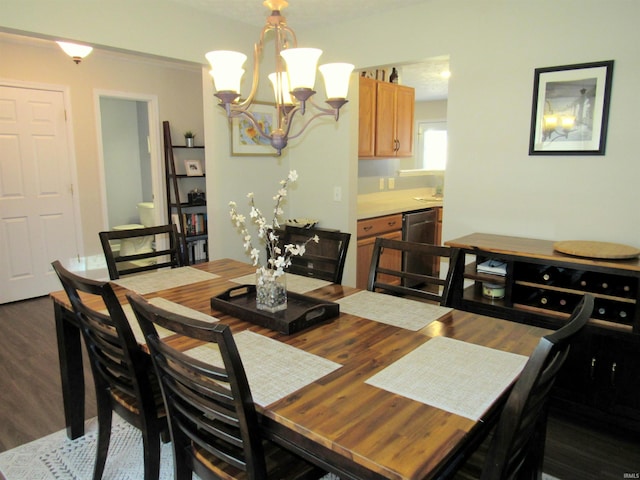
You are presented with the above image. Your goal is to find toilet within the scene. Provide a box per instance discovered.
[112,202,155,257]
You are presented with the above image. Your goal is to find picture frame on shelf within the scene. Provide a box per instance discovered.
[230,102,277,157]
[184,159,203,176]
[529,60,614,155]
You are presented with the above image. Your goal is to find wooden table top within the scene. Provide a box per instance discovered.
[51,258,550,479]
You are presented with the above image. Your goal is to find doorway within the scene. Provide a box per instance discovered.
[95,91,164,232]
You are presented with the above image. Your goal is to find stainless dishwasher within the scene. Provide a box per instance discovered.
[402,209,438,287]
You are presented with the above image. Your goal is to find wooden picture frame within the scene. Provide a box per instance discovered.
[184,159,203,176]
[230,102,277,156]
[529,60,614,155]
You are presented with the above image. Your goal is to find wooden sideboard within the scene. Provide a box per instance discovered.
[446,233,640,433]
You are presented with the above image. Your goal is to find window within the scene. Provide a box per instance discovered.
[418,121,447,171]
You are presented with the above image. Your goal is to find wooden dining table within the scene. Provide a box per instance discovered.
[50,258,551,480]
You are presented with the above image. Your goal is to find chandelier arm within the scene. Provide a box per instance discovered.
[231,110,273,141]
[285,110,338,141]
[307,97,340,117]
[280,24,297,47]
[237,40,266,109]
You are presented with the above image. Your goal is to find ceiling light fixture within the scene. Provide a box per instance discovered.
[56,41,93,64]
[205,0,354,155]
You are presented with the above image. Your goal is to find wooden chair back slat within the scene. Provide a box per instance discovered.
[99,224,187,280]
[281,226,351,284]
[367,237,460,306]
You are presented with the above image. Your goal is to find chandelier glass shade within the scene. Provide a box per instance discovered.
[205,0,354,155]
[56,41,93,63]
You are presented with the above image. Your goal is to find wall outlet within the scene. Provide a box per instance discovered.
[333,186,342,202]
[379,177,385,190]
[388,177,395,189]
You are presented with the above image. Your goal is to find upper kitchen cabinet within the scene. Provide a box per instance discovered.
[358,77,377,157]
[358,77,415,158]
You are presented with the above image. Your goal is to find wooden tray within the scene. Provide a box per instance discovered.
[553,240,640,260]
[211,285,339,334]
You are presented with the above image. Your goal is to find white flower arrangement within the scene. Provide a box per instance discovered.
[228,170,319,277]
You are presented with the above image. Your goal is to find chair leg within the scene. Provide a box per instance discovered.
[141,418,161,480]
[93,391,113,480]
[172,429,192,480]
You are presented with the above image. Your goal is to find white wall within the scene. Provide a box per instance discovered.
[306,0,640,247]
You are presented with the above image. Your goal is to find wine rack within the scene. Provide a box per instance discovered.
[512,261,637,329]
[446,233,640,432]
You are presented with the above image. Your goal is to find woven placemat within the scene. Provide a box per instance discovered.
[230,273,332,293]
[185,330,341,407]
[113,266,220,294]
[366,336,528,421]
[337,290,452,331]
[554,240,639,259]
[110,299,217,345]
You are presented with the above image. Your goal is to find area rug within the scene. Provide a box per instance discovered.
[0,415,559,479]
[0,416,337,480]
[0,416,174,480]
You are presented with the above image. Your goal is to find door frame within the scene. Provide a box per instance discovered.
[0,77,84,260]
[94,90,165,231]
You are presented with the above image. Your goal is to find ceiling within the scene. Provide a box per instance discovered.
[165,0,431,29]
[165,0,449,101]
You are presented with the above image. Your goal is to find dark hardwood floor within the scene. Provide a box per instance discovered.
[0,295,96,452]
[0,296,638,479]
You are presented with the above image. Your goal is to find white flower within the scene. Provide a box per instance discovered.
[228,170,318,276]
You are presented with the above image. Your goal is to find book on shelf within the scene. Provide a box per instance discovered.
[171,213,207,236]
[187,238,208,263]
[477,259,507,276]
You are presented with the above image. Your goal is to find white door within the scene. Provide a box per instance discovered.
[0,85,79,303]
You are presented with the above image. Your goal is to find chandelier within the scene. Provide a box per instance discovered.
[205,0,354,155]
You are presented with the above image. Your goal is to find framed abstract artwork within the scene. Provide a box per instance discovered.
[529,60,614,155]
[230,102,276,156]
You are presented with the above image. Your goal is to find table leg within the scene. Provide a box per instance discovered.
[53,301,85,439]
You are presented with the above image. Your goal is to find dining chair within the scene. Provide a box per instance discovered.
[367,237,460,305]
[280,226,351,284]
[448,293,595,480]
[99,224,187,280]
[51,261,168,480]
[126,292,326,480]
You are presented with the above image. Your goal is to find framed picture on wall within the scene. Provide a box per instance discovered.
[230,102,277,156]
[529,60,614,155]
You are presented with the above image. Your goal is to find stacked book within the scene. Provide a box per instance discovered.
[477,259,507,276]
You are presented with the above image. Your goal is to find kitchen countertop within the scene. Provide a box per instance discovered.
[357,188,443,220]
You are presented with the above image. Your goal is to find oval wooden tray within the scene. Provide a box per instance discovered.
[553,240,640,260]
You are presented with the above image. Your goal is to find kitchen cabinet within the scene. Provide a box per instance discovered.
[446,232,640,432]
[356,207,442,289]
[358,76,376,157]
[163,121,208,264]
[356,214,402,289]
[358,77,415,158]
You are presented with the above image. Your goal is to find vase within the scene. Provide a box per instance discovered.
[185,137,194,147]
[255,268,287,313]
